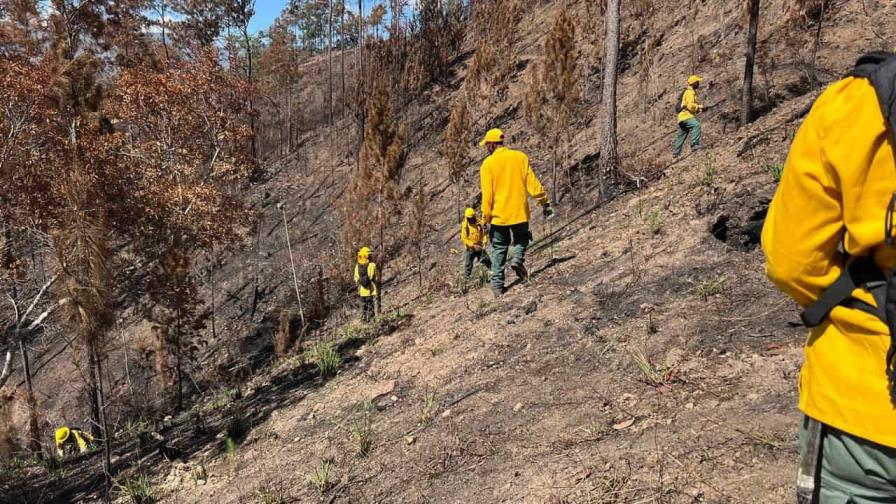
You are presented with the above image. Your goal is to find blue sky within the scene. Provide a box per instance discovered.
[250,0,385,33]
[250,1,290,34]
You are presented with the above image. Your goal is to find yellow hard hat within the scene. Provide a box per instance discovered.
[687,75,703,85]
[55,427,70,445]
[357,246,371,260]
[478,128,504,147]
[464,208,475,218]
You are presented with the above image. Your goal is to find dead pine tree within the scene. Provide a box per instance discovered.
[599,0,622,197]
[408,186,429,292]
[328,0,335,125]
[442,92,470,222]
[525,7,579,199]
[742,0,761,126]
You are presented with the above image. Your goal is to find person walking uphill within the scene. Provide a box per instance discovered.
[353,247,379,322]
[673,75,704,158]
[479,128,553,297]
[762,52,896,503]
[461,207,491,288]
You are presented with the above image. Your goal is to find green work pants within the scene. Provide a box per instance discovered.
[489,222,530,291]
[673,118,702,157]
[799,416,896,503]
[463,248,491,279]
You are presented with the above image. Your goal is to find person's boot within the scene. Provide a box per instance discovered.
[491,285,504,298]
[510,259,528,282]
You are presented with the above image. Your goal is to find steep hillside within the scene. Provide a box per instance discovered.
[3,0,895,502]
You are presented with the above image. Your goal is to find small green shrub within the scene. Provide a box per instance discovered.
[765,162,784,182]
[627,347,677,387]
[418,392,437,425]
[116,418,151,442]
[643,208,662,235]
[256,484,288,504]
[307,460,334,494]
[309,341,341,378]
[349,414,373,457]
[699,153,717,188]
[113,474,156,504]
[695,277,725,301]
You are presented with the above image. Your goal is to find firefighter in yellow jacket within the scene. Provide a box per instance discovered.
[353,246,379,322]
[461,207,491,288]
[673,75,704,158]
[762,52,896,502]
[479,128,553,296]
[55,426,94,457]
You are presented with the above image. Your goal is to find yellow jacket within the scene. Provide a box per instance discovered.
[55,427,94,456]
[480,147,549,226]
[353,260,378,297]
[762,75,896,448]
[677,86,702,122]
[461,219,487,250]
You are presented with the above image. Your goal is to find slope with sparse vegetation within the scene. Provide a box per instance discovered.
[1,0,895,503]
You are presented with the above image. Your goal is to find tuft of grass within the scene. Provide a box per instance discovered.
[116,418,150,442]
[256,484,288,504]
[627,347,675,387]
[643,208,662,235]
[578,419,607,438]
[307,459,335,494]
[309,341,341,378]
[694,277,725,301]
[191,463,208,484]
[113,474,156,504]
[418,392,437,425]
[765,162,784,182]
[699,153,718,188]
[349,414,373,457]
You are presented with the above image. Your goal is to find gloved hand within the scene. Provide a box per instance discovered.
[543,204,555,219]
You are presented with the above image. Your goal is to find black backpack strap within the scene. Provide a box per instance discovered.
[851,52,896,145]
[801,256,887,327]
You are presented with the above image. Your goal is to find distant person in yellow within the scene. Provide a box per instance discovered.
[479,128,553,296]
[353,246,379,322]
[55,426,94,457]
[460,207,491,289]
[762,52,896,502]
[673,75,704,158]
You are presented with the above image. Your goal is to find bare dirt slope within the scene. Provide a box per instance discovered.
[6,0,896,502]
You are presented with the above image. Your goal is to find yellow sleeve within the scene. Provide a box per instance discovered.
[353,264,360,285]
[523,155,549,205]
[682,88,701,113]
[480,160,494,224]
[460,222,475,248]
[370,263,379,283]
[761,97,845,307]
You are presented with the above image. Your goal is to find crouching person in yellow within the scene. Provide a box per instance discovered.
[461,207,491,290]
[762,52,896,503]
[353,247,379,322]
[55,426,94,457]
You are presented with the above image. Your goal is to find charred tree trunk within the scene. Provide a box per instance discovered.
[742,0,760,127]
[19,340,41,459]
[328,0,335,126]
[341,0,347,118]
[598,0,621,197]
[95,352,112,500]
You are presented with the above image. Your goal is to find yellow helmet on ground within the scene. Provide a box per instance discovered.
[687,75,703,86]
[357,247,371,260]
[464,208,475,218]
[55,427,70,445]
[479,128,504,146]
